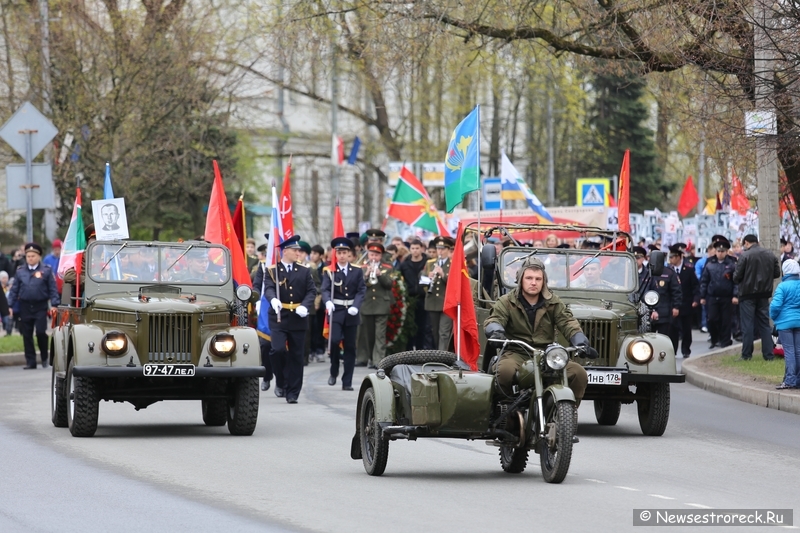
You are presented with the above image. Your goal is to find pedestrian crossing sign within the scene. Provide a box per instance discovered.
[576,178,610,207]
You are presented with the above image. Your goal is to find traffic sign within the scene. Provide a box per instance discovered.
[0,101,58,159]
[483,177,502,210]
[6,163,55,209]
[576,178,610,207]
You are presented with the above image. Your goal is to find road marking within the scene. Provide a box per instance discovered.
[585,478,606,483]
[649,494,675,500]
[615,486,640,491]
[780,526,799,530]
[685,503,712,509]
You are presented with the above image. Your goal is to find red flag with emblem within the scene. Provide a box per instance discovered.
[617,150,631,233]
[279,156,294,240]
[387,166,450,236]
[442,223,479,370]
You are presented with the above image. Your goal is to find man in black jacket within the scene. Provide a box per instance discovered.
[399,239,430,350]
[645,254,682,336]
[667,245,700,357]
[733,234,781,361]
[700,237,738,349]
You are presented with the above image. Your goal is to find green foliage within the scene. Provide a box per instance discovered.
[719,353,785,384]
[0,334,25,354]
[582,66,672,211]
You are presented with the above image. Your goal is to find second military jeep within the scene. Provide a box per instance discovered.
[49,241,264,437]
[472,223,685,436]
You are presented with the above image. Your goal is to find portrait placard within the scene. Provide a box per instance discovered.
[92,197,130,240]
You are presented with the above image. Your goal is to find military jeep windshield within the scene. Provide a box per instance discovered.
[500,249,637,292]
[87,243,230,285]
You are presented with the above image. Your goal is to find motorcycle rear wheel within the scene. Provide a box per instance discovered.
[539,400,576,483]
[499,445,528,473]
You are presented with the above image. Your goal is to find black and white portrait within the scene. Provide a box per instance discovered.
[92,198,130,240]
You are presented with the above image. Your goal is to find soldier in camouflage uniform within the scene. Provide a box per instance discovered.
[422,236,453,351]
[483,256,597,402]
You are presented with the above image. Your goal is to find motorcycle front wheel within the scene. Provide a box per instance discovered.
[538,400,576,483]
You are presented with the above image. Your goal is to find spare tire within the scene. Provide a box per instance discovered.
[377,350,458,373]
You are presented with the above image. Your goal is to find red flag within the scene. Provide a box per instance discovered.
[730,169,750,215]
[607,190,617,208]
[279,157,294,240]
[677,175,700,217]
[387,166,450,236]
[333,197,345,239]
[715,191,723,212]
[231,195,246,256]
[442,223,480,370]
[617,150,630,233]
[204,160,252,288]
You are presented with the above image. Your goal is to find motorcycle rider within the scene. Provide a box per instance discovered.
[483,256,597,404]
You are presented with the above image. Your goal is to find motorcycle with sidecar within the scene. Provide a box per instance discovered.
[351,339,589,483]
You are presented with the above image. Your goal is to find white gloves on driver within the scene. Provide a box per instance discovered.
[325,300,335,312]
[270,298,282,313]
[347,306,359,316]
[296,305,308,318]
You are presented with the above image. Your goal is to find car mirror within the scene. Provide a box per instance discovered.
[649,251,665,276]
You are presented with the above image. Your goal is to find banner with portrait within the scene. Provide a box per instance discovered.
[92,197,130,241]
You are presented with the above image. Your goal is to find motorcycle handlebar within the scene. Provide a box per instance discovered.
[487,338,581,356]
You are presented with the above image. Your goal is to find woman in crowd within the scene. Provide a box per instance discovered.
[770,259,800,390]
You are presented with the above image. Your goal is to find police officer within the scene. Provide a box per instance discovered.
[7,242,59,369]
[422,236,453,351]
[700,237,738,349]
[262,235,316,404]
[322,237,366,391]
[358,243,395,368]
[667,245,700,357]
[646,248,682,336]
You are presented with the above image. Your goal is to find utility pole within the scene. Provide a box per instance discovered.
[39,0,51,116]
[330,42,340,227]
[753,0,780,256]
[546,94,555,205]
[276,1,288,185]
[698,130,706,214]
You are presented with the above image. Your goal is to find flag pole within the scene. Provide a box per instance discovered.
[476,104,482,307]
[457,303,462,361]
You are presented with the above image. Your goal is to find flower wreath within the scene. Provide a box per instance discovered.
[386,272,415,353]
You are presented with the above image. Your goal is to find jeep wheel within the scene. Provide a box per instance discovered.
[593,399,622,426]
[202,381,228,426]
[360,387,389,476]
[227,377,259,436]
[637,383,670,436]
[539,400,576,483]
[51,366,68,428]
[66,359,99,437]
[377,350,457,373]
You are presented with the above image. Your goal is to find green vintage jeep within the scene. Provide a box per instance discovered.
[472,223,685,436]
[49,241,264,437]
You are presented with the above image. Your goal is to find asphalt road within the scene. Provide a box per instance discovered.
[0,333,797,533]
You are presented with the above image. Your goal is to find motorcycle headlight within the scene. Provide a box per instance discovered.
[210,333,236,357]
[544,344,569,370]
[236,285,252,301]
[643,290,660,306]
[102,331,128,356]
[627,340,654,364]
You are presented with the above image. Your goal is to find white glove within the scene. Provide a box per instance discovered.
[325,300,335,312]
[270,298,282,313]
[296,305,308,318]
[419,275,432,285]
[347,306,359,316]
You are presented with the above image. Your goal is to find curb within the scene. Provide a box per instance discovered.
[0,352,27,367]
[682,345,800,416]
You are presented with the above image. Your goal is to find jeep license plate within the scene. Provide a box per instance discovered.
[143,364,196,377]
[586,370,623,386]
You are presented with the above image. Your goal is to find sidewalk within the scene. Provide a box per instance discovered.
[682,343,800,416]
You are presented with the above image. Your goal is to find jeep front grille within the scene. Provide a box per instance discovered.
[579,319,613,362]
[148,313,192,363]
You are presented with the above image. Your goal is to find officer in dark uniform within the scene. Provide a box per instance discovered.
[667,245,700,357]
[646,248,682,336]
[7,242,60,369]
[322,237,366,391]
[262,235,316,404]
[700,236,738,348]
[633,246,649,287]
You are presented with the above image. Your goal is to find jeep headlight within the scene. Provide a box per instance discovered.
[627,340,654,364]
[643,290,660,307]
[102,331,128,356]
[210,333,236,357]
[236,285,252,301]
[544,344,569,370]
